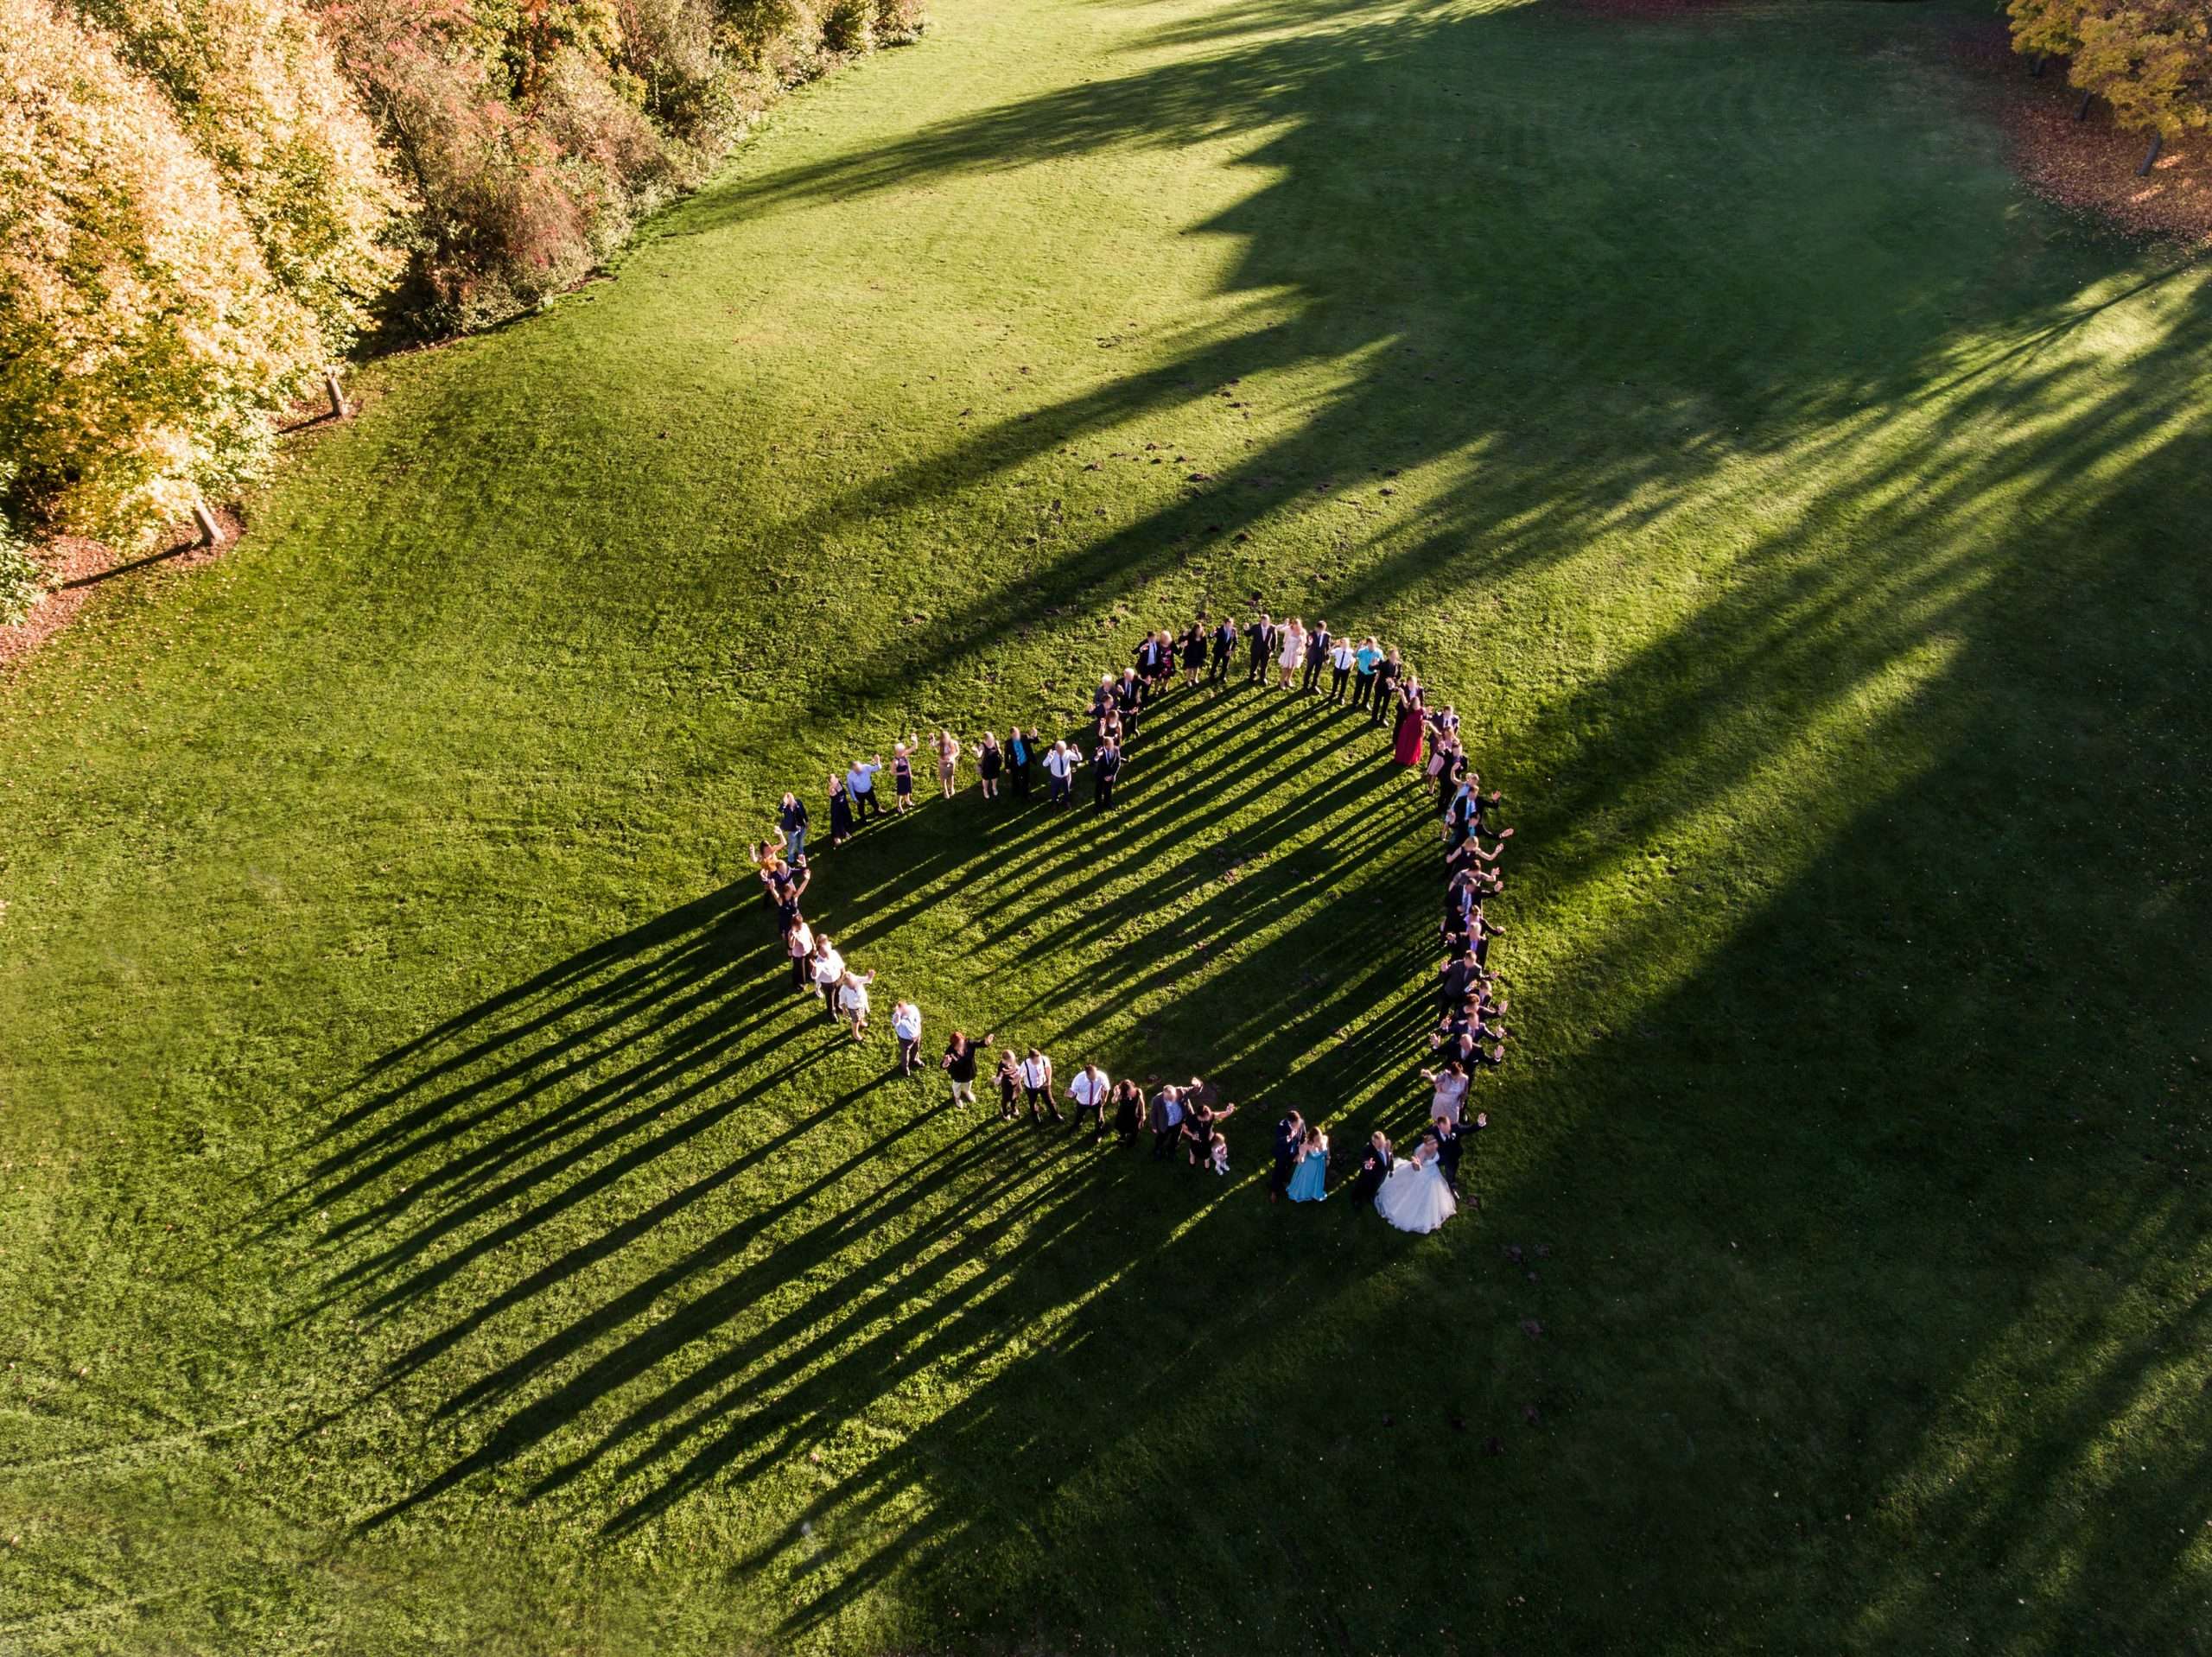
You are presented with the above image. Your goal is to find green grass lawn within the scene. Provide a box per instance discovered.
[4,0,2212,1649]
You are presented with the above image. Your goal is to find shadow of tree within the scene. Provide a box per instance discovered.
[268,0,2212,1647]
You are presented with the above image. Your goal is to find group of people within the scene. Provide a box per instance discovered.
[1265,1107,1470,1235]
[936,1039,1244,1170]
[745,606,1518,1234]
[756,613,1465,858]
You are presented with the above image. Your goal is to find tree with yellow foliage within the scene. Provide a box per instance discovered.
[2009,0,2212,174]
[2073,0,2212,171]
[0,0,324,543]
[73,0,410,358]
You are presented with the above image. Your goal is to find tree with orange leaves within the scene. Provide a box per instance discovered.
[2073,0,2212,171]
[2009,0,2212,174]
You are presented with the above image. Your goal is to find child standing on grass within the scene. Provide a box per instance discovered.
[893,998,923,1076]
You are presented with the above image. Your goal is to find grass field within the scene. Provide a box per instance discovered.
[5,0,2212,1649]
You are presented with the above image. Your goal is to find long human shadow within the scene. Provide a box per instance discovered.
[288,683,1458,1487]
[282,0,2212,1644]
[707,307,2212,1652]
[599,0,2212,1644]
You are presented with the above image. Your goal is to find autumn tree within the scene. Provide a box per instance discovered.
[0,0,325,542]
[72,0,410,358]
[2008,0,2089,67]
[2073,0,2212,169]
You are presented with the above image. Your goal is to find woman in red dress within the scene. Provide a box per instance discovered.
[1392,676,1427,767]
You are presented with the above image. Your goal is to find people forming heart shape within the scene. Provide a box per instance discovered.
[749,609,1515,1235]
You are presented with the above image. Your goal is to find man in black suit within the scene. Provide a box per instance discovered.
[1210,617,1237,684]
[1433,1113,1464,1198]
[1300,620,1331,693]
[1092,739,1122,810]
[1245,612,1274,684]
[1349,1131,1394,1205]
[1369,651,1401,727]
[1268,1108,1304,1202]
[1114,669,1143,740]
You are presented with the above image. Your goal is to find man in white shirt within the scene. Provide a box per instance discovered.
[1019,1047,1063,1124]
[810,937,845,1023]
[1066,1059,1110,1140]
[1328,636,1357,703]
[892,999,923,1076]
[836,968,875,1040]
[1044,740,1081,807]
[846,756,884,822]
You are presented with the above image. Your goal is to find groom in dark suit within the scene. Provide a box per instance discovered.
[1349,1133,1394,1205]
[1245,613,1274,684]
[1268,1108,1303,1203]
[1433,1114,1464,1198]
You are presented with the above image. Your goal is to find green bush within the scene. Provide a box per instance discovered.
[818,0,874,55]
[0,486,48,629]
[873,0,925,46]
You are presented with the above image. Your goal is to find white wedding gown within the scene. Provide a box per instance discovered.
[1375,1155,1456,1234]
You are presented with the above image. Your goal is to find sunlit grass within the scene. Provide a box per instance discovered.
[3,0,2211,1650]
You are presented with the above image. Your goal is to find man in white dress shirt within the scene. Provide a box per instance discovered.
[1044,740,1081,807]
[810,936,845,1022]
[1020,1046,1063,1124]
[1066,1059,1110,1140]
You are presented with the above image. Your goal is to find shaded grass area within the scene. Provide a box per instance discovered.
[3,0,2211,1650]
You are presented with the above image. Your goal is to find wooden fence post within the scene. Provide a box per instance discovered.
[192,501,224,547]
[323,368,350,420]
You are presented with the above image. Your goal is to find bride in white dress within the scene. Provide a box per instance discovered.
[1374,1139,1456,1234]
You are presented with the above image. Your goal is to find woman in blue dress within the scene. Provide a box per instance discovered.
[1286,1125,1330,1202]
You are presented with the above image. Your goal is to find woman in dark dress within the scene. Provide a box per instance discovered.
[893,741,917,812]
[1110,1078,1146,1148]
[977,731,1004,800]
[1185,1096,1236,1166]
[827,772,856,847]
[1180,623,1207,687]
[995,1049,1023,1121]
